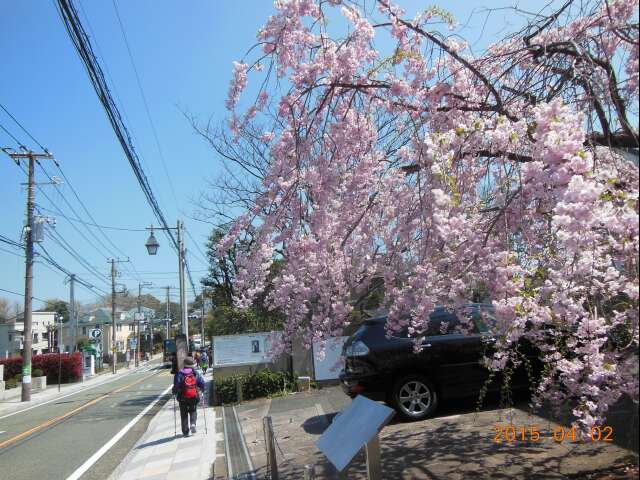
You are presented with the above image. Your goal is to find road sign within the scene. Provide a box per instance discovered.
[89,329,102,339]
[129,339,137,349]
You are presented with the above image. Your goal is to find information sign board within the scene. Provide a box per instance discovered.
[213,332,280,367]
[315,395,394,472]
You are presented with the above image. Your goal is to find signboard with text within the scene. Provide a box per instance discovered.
[213,332,281,367]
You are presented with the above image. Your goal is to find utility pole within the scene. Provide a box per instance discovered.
[136,282,152,366]
[108,258,129,373]
[176,220,188,339]
[165,286,171,338]
[3,149,54,402]
[67,273,76,352]
[110,259,117,374]
[201,289,206,347]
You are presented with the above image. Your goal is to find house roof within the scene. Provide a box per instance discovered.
[78,307,156,325]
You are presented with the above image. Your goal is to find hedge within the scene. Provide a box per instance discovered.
[1,352,82,383]
[215,370,295,404]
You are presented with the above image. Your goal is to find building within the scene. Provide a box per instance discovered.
[60,307,156,355]
[0,311,58,359]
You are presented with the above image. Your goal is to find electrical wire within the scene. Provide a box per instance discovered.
[110,0,180,210]
[37,206,147,231]
[184,227,209,265]
[0,122,25,149]
[56,0,179,254]
[0,286,47,303]
[0,102,47,151]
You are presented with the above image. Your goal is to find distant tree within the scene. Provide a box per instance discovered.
[38,299,69,322]
[201,227,283,336]
[0,298,10,323]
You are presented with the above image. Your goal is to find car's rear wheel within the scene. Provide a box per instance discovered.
[391,374,438,421]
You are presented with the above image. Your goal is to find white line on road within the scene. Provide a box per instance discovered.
[0,367,154,421]
[65,384,172,480]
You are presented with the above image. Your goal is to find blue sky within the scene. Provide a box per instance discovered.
[0,0,541,309]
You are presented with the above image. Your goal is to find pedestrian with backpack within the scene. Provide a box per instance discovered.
[172,356,205,437]
[199,349,208,374]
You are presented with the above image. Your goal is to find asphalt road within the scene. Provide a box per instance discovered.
[0,364,174,480]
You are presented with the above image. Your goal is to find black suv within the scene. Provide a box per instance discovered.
[339,305,536,420]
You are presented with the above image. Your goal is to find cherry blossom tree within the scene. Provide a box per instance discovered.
[213,0,638,430]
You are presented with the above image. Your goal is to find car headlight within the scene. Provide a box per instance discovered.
[345,340,370,357]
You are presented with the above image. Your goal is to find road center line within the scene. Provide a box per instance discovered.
[0,366,157,421]
[0,372,157,450]
[65,384,172,480]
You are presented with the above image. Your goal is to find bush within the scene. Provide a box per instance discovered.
[32,369,44,378]
[0,352,82,383]
[5,377,17,389]
[215,370,295,404]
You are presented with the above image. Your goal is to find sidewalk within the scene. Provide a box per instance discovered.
[0,356,160,418]
[109,370,217,480]
[219,387,637,479]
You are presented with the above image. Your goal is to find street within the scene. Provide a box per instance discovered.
[0,364,173,480]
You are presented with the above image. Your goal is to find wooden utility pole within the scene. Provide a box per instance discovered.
[3,149,54,402]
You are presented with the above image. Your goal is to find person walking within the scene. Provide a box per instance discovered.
[172,356,205,437]
[199,349,208,374]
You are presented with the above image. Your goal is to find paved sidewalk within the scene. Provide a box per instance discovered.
[224,387,637,479]
[110,370,217,480]
[0,357,160,418]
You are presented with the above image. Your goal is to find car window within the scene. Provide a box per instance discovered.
[426,313,458,336]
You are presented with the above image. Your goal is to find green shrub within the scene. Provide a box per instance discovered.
[215,370,295,404]
[6,377,17,389]
[32,369,44,378]
[15,373,22,383]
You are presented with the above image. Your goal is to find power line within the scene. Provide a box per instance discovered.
[56,0,180,254]
[0,100,146,284]
[37,206,147,231]
[184,227,209,265]
[0,102,47,151]
[0,122,25,148]
[45,226,111,286]
[0,245,24,258]
[0,287,47,303]
[111,0,180,211]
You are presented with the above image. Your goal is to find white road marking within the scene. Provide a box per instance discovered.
[0,431,5,435]
[65,384,172,480]
[0,367,153,421]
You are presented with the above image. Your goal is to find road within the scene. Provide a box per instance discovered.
[0,364,173,480]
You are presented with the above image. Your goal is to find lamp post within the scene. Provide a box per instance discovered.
[136,281,153,366]
[145,221,188,339]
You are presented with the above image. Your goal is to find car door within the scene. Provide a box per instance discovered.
[421,311,492,398]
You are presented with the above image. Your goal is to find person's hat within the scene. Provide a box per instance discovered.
[183,356,196,367]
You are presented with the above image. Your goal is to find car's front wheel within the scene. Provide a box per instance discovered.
[391,374,438,421]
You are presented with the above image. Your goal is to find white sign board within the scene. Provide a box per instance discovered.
[312,336,348,381]
[316,395,395,472]
[213,332,280,367]
[89,329,102,339]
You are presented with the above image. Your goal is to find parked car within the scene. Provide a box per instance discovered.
[339,304,539,420]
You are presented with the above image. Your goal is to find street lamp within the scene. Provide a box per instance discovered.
[144,221,188,339]
[145,227,160,255]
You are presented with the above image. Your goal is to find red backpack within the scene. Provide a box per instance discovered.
[181,372,198,399]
